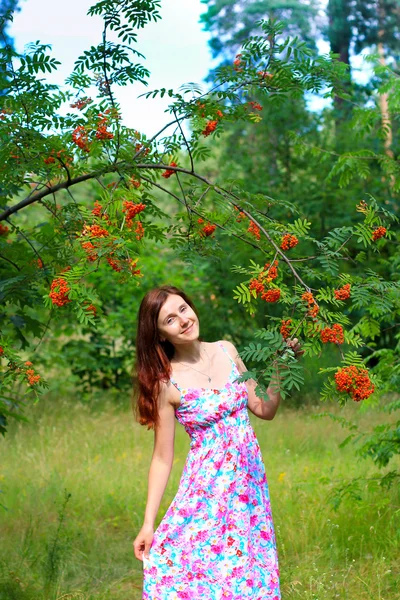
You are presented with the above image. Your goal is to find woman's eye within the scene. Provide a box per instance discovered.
[180,306,187,312]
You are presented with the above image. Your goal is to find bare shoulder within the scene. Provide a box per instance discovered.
[157,378,180,410]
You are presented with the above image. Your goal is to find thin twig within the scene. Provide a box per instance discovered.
[0,253,20,271]
[38,199,76,247]
[139,174,263,253]
[33,312,54,353]
[173,108,194,173]
[6,218,47,274]
[193,185,211,209]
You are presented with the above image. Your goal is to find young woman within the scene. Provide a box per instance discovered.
[133,284,302,599]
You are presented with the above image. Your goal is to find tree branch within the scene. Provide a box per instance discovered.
[0,161,316,294]
[0,253,20,271]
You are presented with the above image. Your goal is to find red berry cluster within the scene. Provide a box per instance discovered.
[249,279,265,295]
[134,142,150,156]
[334,365,374,401]
[232,208,262,241]
[107,256,123,272]
[233,54,243,71]
[372,226,386,241]
[162,162,178,178]
[43,149,73,167]
[334,283,351,300]
[249,260,279,297]
[49,278,71,307]
[84,303,97,317]
[196,101,224,120]
[320,324,344,344]
[70,97,92,110]
[128,259,141,276]
[0,223,9,235]
[72,126,90,152]
[280,234,299,250]
[25,361,41,386]
[264,261,278,283]
[91,201,112,224]
[96,112,114,140]
[202,120,218,137]
[248,101,262,111]
[129,176,141,189]
[122,201,146,233]
[199,220,216,237]
[91,201,103,217]
[249,261,281,303]
[122,201,145,220]
[257,70,273,80]
[82,241,98,262]
[0,346,4,356]
[301,291,319,318]
[261,288,281,303]
[106,254,142,274]
[248,221,260,240]
[280,319,292,340]
[135,221,145,240]
[234,207,246,222]
[201,105,224,137]
[82,224,109,238]
[196,101,206,117]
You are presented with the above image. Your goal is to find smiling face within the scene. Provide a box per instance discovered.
[157,294,199,347]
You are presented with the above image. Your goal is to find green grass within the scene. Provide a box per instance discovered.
[0,397,399,599]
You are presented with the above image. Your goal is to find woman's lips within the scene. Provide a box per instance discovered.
[182,323,194,334]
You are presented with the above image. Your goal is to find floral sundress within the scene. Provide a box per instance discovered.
[142,342,280,599]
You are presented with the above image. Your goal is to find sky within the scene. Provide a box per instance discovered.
[9,0,372,133]
[10,0,213,136]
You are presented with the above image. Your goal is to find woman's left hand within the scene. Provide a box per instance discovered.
[285,337,304,358]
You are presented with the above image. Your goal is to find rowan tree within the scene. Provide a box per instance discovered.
[0,0,398,466]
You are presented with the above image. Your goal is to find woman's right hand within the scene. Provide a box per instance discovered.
[133,523,154,561]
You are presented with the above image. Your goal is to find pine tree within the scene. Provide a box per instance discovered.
[352,0,400,61]
[200,0,321,59]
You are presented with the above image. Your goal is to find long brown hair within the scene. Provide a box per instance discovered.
[133,285,199,430]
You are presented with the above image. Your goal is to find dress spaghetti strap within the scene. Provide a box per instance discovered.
[169,374,181,392]
[217,340,236,367]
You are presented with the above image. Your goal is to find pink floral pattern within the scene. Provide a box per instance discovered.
[142,343,280,599]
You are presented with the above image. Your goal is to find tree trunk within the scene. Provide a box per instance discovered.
[327,0,352,119]
[377,1,395,189]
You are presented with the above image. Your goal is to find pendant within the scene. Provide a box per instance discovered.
[208,376,211,382]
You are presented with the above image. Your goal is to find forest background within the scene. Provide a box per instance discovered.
[0,0,399,598]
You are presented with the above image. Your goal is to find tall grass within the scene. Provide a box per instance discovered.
[0,397,399,599]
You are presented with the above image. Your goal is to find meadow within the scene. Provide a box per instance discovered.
[0,396,399,600]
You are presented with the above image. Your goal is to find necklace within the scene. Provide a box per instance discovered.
[174,343,212,382]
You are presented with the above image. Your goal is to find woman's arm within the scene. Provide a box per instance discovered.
[220,339,300,421]
[143,382,176,526]
[133,381,175,560]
